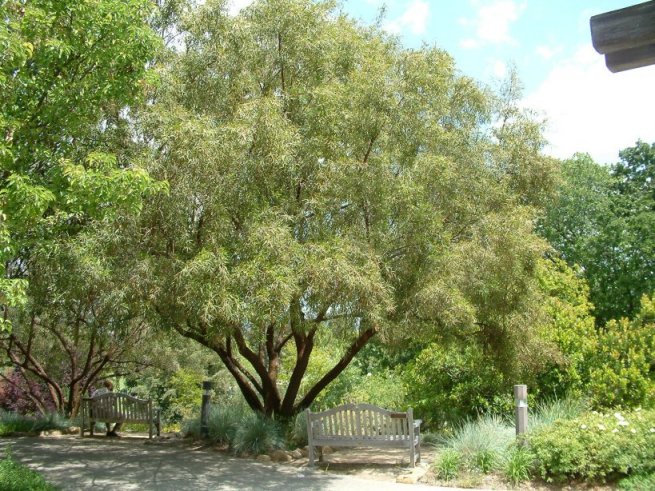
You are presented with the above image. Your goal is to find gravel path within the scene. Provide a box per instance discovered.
[0,436,477,491]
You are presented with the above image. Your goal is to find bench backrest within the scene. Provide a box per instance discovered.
[86,393,152,422]
[307,403,414,441]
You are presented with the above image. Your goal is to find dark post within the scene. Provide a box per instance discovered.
[200,380,213,438]
[514,384,528,440]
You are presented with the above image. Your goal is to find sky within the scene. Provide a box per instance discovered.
[229,0,655,164]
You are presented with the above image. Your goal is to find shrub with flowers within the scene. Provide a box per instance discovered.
[529,408,655,482]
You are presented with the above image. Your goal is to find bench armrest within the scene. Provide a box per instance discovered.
[413,419,422,428]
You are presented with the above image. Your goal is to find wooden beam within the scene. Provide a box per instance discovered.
[605,43,655,72]
[591,1,655,54]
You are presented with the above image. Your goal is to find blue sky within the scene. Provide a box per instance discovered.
[231,0,655,164]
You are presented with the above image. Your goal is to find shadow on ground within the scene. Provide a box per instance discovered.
[0,435,440,491]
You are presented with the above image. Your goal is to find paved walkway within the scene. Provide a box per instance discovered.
[0,436,477,491]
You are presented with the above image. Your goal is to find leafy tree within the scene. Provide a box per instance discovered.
[0,0,161,329]
[0,229,156,417]
[535,257,597,398]
[587,294,655,408]
[539,145,655,323]
[133,0,555,419]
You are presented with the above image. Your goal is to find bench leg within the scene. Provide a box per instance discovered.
[308,444,315,466]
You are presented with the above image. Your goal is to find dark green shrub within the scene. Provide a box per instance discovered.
[404,343,511,427]
[587,296,655,409]
[618,473,655,491]
[529,408,655,482]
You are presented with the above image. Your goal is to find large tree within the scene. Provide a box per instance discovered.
[0,0,161,329]
[134,0,556,418]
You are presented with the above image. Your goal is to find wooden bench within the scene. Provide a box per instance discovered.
[306,403,421,466]
[80,393,160,439]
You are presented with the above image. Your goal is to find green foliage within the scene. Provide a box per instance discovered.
[0,448,57,491]
[618,473,655,491]
[0,411,69,436]
[587,295,655,409]
[232,413,284,456]
[446,414,514,457]
[529,408,655,482]
[473,449,497,474]
[535,258,597,398]
[183,401,283,456]
[503,446,533,486]
[434,449,462,482]
[207,404,245,446]
[530,397,588,432]
[539,144,655,324]
[156,368,204,424]
[404,343,511,427]
[0,0,162,324]
[135,0,555,417]
[287,410,308,448]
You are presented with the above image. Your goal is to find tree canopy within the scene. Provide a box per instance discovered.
[539,142,655,324]
[0,0,162,328]
[129,0,556,418]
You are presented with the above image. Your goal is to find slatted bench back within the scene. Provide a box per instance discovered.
[308,403,413,442]
[89,393,152,423]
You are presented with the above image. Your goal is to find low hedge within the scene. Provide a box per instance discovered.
[529,408,655,482]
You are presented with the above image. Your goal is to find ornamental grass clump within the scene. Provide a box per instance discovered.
[447,414,514,461]
[434,449,462,481]
[503,446,534,486]
[232,413,284,456]
[206,404,244,446]
[0,411,69,436]
[529,408,655,482]
[530,397,588,432]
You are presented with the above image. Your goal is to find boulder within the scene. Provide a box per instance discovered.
[256,454,272,462]
[270,449,292,462]
[289,449,303,459]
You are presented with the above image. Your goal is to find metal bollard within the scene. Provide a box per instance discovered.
[200,380,213,438]
[514,384,528,438]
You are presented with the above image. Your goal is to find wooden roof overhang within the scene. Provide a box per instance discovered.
[590,0,655,72]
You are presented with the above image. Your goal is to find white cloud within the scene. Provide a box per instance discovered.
[492,59,507,77]
[460,0,526,47]
[384,1,430,35]
[460,38,479,49]
[227,0,254,16]
[536,45,562,60]
[523,45,655,164]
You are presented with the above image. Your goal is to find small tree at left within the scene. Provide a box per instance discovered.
[0,0,163,415]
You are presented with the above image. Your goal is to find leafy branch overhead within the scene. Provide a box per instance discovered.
[0,0,163,326]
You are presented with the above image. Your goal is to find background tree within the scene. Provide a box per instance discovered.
[131,0,556,419]
[0,0,161,329]
[539,144,655,323]
[0,228,155,417]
